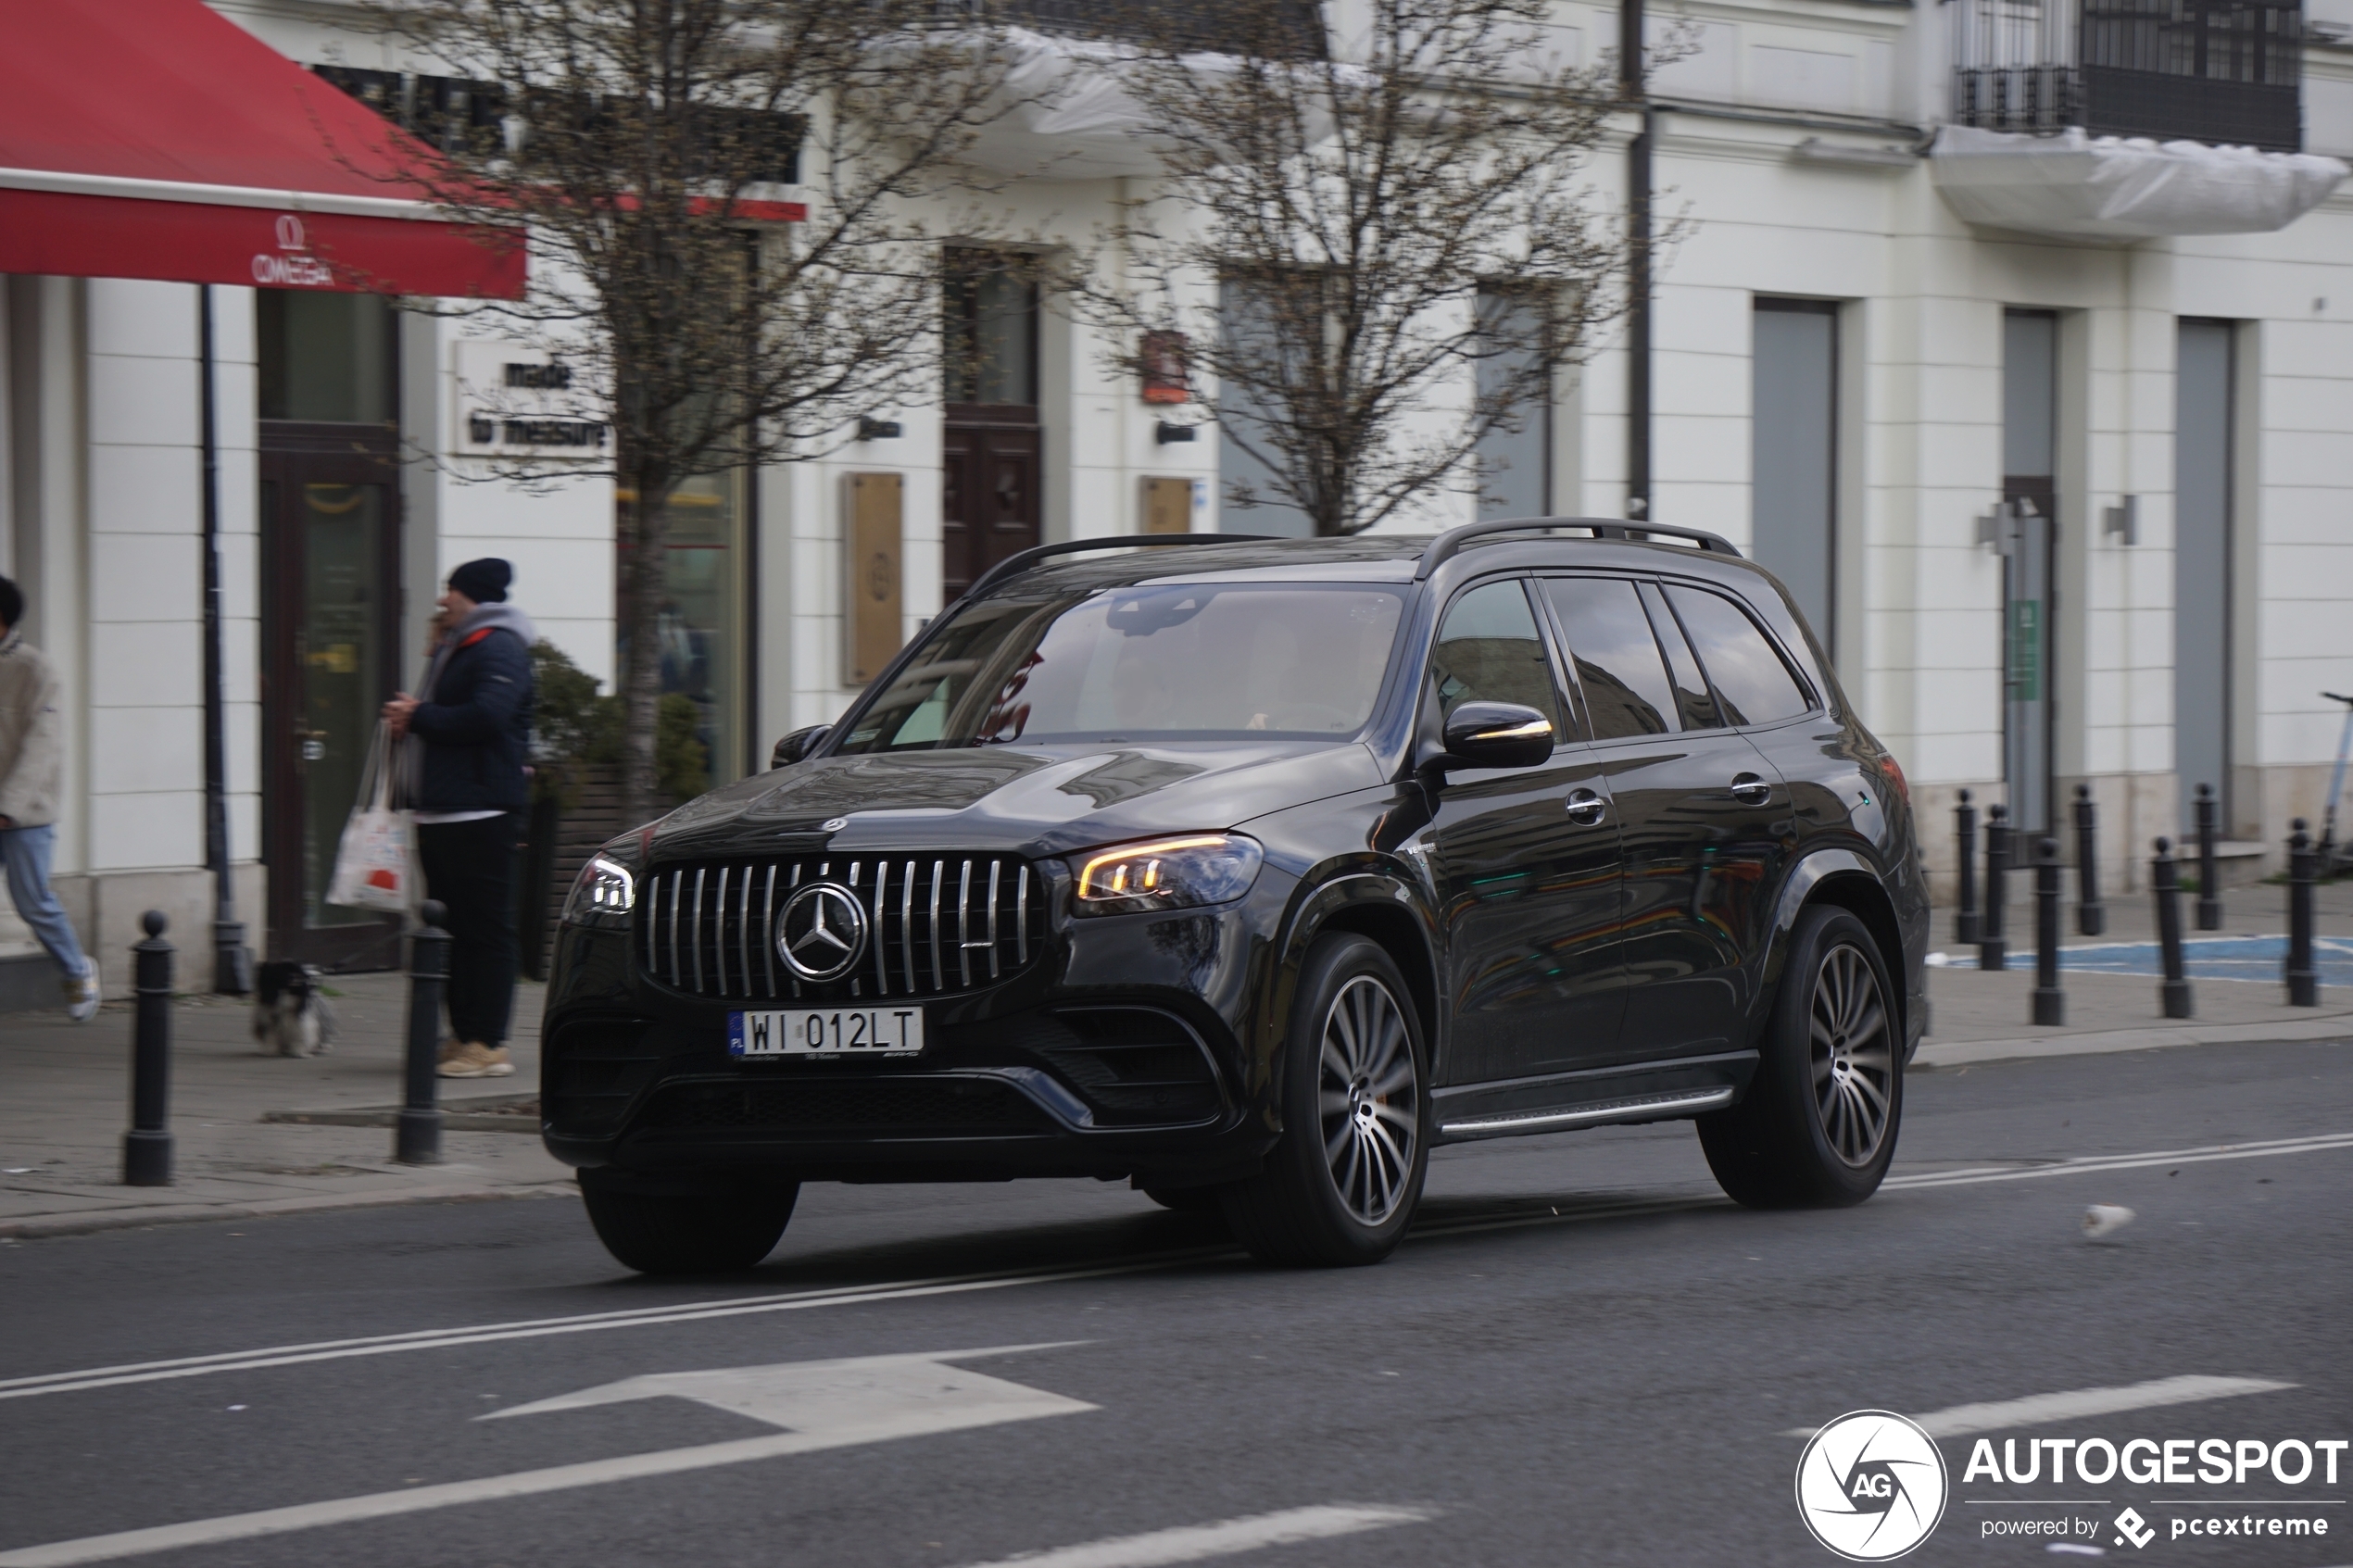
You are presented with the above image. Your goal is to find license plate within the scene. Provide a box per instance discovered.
[729,1007,926,1059]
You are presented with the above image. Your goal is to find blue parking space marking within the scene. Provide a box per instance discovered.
[2056,935,2353,986]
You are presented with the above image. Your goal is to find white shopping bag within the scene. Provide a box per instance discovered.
[325,724,416,913]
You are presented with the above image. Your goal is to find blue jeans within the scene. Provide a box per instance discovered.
[1,824,90,976]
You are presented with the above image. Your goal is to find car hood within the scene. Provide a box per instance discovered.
[648,742,1387,861]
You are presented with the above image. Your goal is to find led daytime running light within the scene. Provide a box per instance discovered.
[1076,835,1232,901]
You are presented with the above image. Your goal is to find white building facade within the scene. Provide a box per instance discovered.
[5,0,2351,997]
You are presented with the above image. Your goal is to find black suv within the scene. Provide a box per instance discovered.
[546,520,1928,1272]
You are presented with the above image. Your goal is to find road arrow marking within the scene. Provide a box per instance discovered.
[0,1347,1095,1568]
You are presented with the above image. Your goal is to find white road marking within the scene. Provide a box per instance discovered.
[1781,1375,2297,1438]
[6,1132,2347,1408]
[0,1347,1095,1568]
[952,1505,1437,1568]
[0,1253,1224,1404]
[1882,1132,2353,1189]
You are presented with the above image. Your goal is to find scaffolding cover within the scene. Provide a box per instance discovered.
[1930,126,2347,239]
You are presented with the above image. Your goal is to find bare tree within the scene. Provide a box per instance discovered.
[360,0,1033,822]
[1072,0,1630,536]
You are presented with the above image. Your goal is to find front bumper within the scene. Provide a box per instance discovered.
[539,884,1284,1189]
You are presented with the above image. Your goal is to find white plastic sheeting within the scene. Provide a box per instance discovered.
[1930,125,2347,239]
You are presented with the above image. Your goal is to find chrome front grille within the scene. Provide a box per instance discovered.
[637,855,1047,1002]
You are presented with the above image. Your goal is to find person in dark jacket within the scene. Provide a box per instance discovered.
[383,558,535,1079]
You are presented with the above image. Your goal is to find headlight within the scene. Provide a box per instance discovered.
[561,853,636,929]
[1070,834,1264,917]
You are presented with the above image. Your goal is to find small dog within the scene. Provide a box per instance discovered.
[252,961,337,1058]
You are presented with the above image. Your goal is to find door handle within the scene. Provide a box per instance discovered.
[1730,773,1772,806]
[1564,787,1606,825]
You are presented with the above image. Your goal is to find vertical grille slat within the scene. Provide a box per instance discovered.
[900,860,917,995]
[761,865,778,999]
[666,871,683,985]
[641,851,1044,1003]
[712,867,729,996]
[927,859,945,991]
[872,859,891,996]
[957,859,974,988]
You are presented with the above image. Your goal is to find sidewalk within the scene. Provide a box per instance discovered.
[0,971,574,1239]
[1914,874,2353,1067]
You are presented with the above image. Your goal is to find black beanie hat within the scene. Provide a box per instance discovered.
[447,558,512,604]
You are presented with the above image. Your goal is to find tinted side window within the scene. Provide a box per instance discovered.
[1640,583,1719,730]
[1430,579,1564,732]
[1541,577,1674,738]
[1665,584,1813,726]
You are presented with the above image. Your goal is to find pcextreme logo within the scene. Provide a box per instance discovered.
[1796,1411,1952,1561]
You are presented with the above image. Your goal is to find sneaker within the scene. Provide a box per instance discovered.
[437,1036,463,1065]
[64,961,99,1024]
[438,1041,514,1078]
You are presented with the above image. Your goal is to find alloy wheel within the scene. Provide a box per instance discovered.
[1809,942,1893,1166]
[1316,974,1419,1224]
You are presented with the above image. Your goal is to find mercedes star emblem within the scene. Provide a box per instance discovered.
[777,882,868,983]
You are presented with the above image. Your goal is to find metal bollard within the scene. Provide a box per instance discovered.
[123,911,174,1186]
[1980,803,2009,971]
[1955,789,1981,946]
[2286,820,2319,1007]
[396,900,453,1164]
[2032,838,2065,1025]
[2195,783,2222,931]
[2073,784,2105,936]
[2152,838,2193,1019]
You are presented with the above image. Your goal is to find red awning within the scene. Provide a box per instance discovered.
[0,0,523,298]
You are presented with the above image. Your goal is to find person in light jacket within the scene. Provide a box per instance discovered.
[0,577,99,1022]
[383,559,535,1078]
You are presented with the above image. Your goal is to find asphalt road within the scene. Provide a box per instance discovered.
[3,1036,2349,1568]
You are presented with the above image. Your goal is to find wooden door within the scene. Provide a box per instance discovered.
[942,421,1041,600]
[258,434,405,970]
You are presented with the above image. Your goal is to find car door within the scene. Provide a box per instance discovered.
[1539,574,1782,1067]
[1660,580,1856,853]
[1416,576,1626,1085]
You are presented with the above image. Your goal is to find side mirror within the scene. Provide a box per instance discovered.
[1441,701,1554,770]
[770,725,829,770]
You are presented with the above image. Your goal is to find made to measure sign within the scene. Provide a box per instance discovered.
[453,340,609,458]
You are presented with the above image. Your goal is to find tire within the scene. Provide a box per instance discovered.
[1141,1186,1226,1215]
[1699,905,1901,1209]
[580,1179,799,1274]
[1220,934,1429,1267]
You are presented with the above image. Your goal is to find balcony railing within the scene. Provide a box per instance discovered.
[1952,0,2304,152]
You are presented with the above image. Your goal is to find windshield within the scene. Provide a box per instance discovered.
[838,582,1408,751]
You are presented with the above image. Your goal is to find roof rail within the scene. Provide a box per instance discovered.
[1415,517,1741,580]
[960,533,1277,603]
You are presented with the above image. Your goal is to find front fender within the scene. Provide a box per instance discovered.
[1251,865,1444,1134]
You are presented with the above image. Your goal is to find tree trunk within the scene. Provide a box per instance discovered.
[618,457,673,831]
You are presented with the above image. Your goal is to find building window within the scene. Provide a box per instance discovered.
[1476,288,1553,521]
[623,468,751,790]
[943,251,1038,409]
[1750,298,1839,651]
[258,292,396,424]
[2175,318,2236,826]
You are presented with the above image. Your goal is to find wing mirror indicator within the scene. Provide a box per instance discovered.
[1441,701,1555,770]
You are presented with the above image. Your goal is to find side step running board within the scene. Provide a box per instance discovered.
[1439,1085,1734,1140]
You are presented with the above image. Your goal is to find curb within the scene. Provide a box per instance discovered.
[0,1179,577,1241]
[1917,1015,2353,1069]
